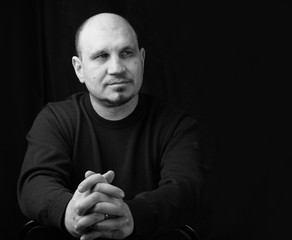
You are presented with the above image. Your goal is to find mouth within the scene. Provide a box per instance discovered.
[108,79,132,86]
[110,82,129,85]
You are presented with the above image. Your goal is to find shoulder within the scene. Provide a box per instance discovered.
[45,92,86,115]
[140,92,198,131]
[27,92,88,143]
[32,92,87,130]
[141,93,197,122]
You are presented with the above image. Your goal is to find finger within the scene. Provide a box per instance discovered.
[85,170,96,178]
[80,230,102,240]
[81,230,124,240]
[85,170,115,183]
[92,182,124,199]
[91,201,125,216]
[91,217,127,231]
[78,173,107,193]
[76,192,111,216]
[103,170,115,183]
[109,230,126,239]
[75,213,105,233]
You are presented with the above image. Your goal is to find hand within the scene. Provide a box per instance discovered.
[80,171,135,240]
[64,171,124,237]
[81,202,134,240]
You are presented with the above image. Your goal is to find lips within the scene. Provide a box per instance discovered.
[110,81,129,85]
[107,79,132,85]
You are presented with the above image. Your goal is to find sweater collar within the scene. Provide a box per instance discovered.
[84,92,147,128]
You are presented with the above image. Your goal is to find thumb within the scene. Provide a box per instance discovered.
[103,170,115,183]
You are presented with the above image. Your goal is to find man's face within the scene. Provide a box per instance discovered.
[74,19,145,107]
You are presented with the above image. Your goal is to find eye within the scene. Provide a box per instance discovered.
[120,50,133,58]
[97,53,109,59]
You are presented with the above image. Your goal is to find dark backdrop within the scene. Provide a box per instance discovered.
[3,1,291,240]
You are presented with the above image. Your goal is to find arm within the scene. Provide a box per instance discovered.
[17,105,129,238]
[17,106,74,229]
[127,117,203,236]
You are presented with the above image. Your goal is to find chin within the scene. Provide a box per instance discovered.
[102,93,134,107]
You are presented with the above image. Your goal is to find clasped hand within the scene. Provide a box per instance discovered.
[65,170,134,239]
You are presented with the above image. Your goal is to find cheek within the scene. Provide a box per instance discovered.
[90,70,104,83]
[131,61,143,73]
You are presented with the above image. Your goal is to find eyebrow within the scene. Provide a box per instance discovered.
[89,50,107,60]
[122,45,137,52]
[89,44,138,60]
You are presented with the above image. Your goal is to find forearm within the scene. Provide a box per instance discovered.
[18,174,73,228]
[126,173,201,237]
[17,134,74,228]
[128,124,203,237]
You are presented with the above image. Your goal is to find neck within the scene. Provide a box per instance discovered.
[90,94,139,121]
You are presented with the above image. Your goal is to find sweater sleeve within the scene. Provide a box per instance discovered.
[127,116,203,237]
[17,105,74,229]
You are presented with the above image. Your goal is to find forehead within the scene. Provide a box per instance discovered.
[79,15,138,54]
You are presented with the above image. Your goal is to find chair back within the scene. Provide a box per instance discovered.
[18,221,199,240]
[17,221,73,240]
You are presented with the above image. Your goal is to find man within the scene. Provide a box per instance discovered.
[17,13,203,240]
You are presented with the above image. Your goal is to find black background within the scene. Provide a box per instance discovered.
[3,1,291,240]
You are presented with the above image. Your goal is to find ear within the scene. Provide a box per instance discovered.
[72,56,84,83]
[140,48,146,66]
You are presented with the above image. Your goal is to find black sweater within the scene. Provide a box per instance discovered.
[17,92,202,238]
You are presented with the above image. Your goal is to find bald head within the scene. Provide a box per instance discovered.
[75,13,139,58]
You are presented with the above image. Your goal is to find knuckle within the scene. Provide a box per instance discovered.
[115,199,123,211]
[113,230,125,239]
[94,173,104,182]
[90,223,99,231]
[114,205,124,216]
[118,209,125,216]
[117,200,123,208]
[74,201,86,215]
[91,191,100,198]
[92,213,103,221]
[93,202,102,212]
[75,205,82,215]
[120,217,129,227]
[90,191,102,201]
[74,223,82,233]
[93,183,102,192]
[119,204,127,216]
[74,224,78,231]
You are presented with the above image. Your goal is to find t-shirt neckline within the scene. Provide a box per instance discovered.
[84,93,147,129]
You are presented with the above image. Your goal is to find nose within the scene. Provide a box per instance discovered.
[107,56,125,75]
